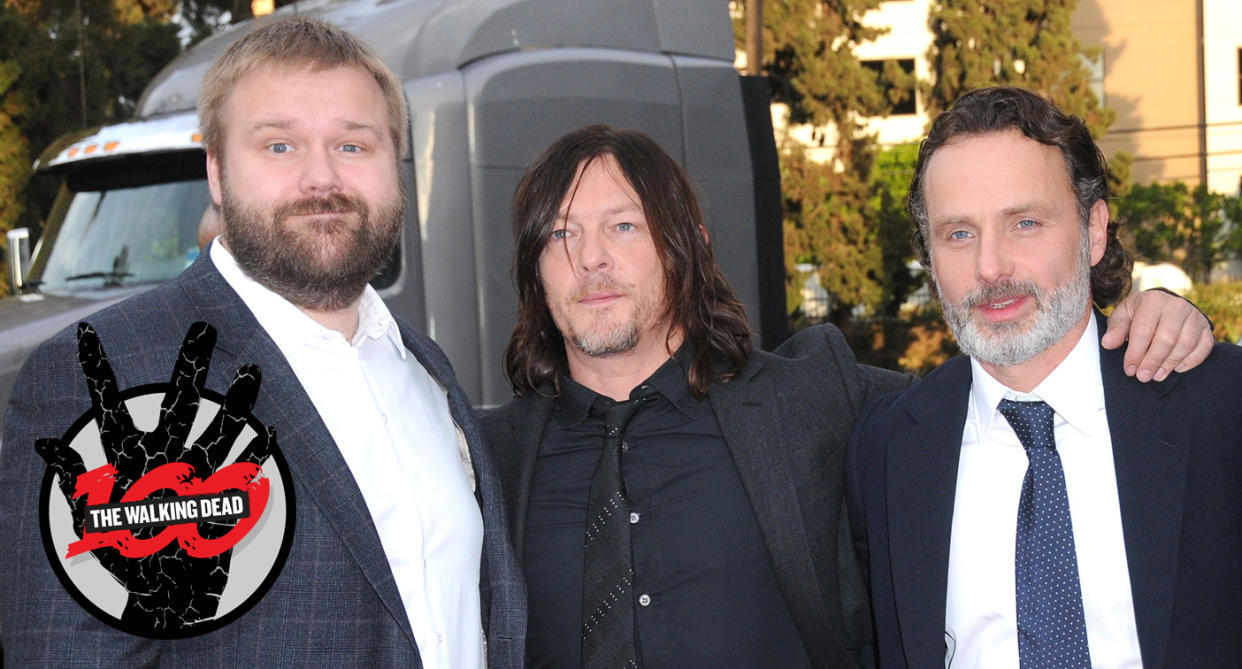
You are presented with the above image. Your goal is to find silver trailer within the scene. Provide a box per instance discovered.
[1,0,782,430]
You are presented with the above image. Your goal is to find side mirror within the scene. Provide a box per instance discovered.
[7,228,31,295]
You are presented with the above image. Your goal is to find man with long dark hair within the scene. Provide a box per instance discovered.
[847,87,1242,667]
[483,123,1211,667]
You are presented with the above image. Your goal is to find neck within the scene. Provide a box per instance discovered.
[565,327,684,401]
[219,236,363,341]
[979,308,1093,393]
[300,304,362,342]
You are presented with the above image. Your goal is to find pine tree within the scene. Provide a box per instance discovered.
[744,0,922,321]
[923,0,1113,137]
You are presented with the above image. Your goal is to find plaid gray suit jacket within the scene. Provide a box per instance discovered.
[0,251,526,667]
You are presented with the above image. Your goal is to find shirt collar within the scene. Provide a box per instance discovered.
[969,315,1104,438]
[209,241,406,357]
[553,343,698,427]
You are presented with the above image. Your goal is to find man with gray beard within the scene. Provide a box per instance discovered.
[0,17,524,667]
[846,87,1242,668]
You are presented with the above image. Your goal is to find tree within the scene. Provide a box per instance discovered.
[869,142,921,317]
[1116,182,1242,284]
[0,0,181,250]
[737,0,921,322]
[923,0,1113,137]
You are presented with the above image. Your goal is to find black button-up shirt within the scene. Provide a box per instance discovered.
[524,352,812,668]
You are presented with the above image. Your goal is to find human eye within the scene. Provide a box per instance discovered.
[615,221,636,232]
[1015,218,1038,230]
[548,228,569,242]
[947,229,972,241]
[339,143,363,154]
[267,142,292,154]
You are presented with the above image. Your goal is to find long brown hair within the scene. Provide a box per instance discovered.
[908,86,1132,307]
[505,125,753,398]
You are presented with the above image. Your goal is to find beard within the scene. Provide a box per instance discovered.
[552,274,658,358]
[935,236,1092,367]
[220,176,403,312]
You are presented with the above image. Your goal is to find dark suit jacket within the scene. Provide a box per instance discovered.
[846,313,1242,668]
[481,324,914,668]
[0,252,526,667]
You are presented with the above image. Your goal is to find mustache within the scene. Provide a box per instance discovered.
[274,193,367,220]
[570,275,628,302]
[959,280,1043,309]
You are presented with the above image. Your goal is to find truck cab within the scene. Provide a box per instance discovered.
[0,0,781,430]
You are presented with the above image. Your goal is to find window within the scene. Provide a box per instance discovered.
[862,58,917,116]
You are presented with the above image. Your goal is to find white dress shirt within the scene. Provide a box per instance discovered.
[945,317,1143,668]
[211,243,484,669]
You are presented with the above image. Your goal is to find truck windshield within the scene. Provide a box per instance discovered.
[27,153,211,295]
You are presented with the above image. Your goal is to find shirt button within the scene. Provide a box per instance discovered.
[629,512,640,524]
[638,594,651,607]
[437,633,445,645]
[621,440,629,452]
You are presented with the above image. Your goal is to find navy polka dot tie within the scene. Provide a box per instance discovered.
[998,399,1092,668]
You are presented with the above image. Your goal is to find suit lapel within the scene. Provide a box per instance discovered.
[709,359,845,662]
[505,394,552,559]
[176,257,417,651]
[1098,326,1187,669]
[887,356,971,661]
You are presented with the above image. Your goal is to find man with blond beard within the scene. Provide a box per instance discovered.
[1,17,523,667]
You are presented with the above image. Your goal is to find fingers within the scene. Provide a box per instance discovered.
[191,364,263,473]
[1115,289,1211,382]
[1173,327,1215,373]
[1099,298,1132,350]
[236,426,276,468]
[35,437,88,497]
[76,322,136,454]
[157,322,218,452]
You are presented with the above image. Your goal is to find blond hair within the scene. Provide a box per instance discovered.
[198,16,408,157]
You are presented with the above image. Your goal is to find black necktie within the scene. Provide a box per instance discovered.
[998,399,1092,668]
[581,385,654,669]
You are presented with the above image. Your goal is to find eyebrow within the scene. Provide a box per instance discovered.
[1000,202,1055,217]
[246,120,383,137]
[931,201,1056,227]
[557,203,644,223]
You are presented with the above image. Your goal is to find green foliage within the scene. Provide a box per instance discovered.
[738,0,922,323]
[781,138,883,320]
[870,142,922,316]
[923,0,1113,138]
[1186,282,1242,344]
[1115,182,1242,283]
[0,0,182,240]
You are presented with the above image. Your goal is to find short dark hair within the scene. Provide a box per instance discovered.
[908,86,1131,306]
[505,125,752,398]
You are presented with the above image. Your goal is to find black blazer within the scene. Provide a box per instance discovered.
[481,324,914,668]
[846,312,1242,668]
[0,251,526,667]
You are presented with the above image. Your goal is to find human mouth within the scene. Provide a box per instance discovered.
[578,291,622,306]
[972,293,1031,322]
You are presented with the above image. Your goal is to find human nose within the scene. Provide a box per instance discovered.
[975,230,1014,284]
[299,146,343,194]
[575,228,613,275]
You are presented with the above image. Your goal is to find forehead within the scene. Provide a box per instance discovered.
[923,129,1074,220]
[224,63,387,134]
[560,155,643,214]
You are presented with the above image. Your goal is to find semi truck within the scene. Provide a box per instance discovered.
[0,0,783,431]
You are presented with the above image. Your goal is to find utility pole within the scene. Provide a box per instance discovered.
[75,0,87,127]
[745,0,763,76]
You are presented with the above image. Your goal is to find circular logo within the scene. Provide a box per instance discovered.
[38,384,295,639]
